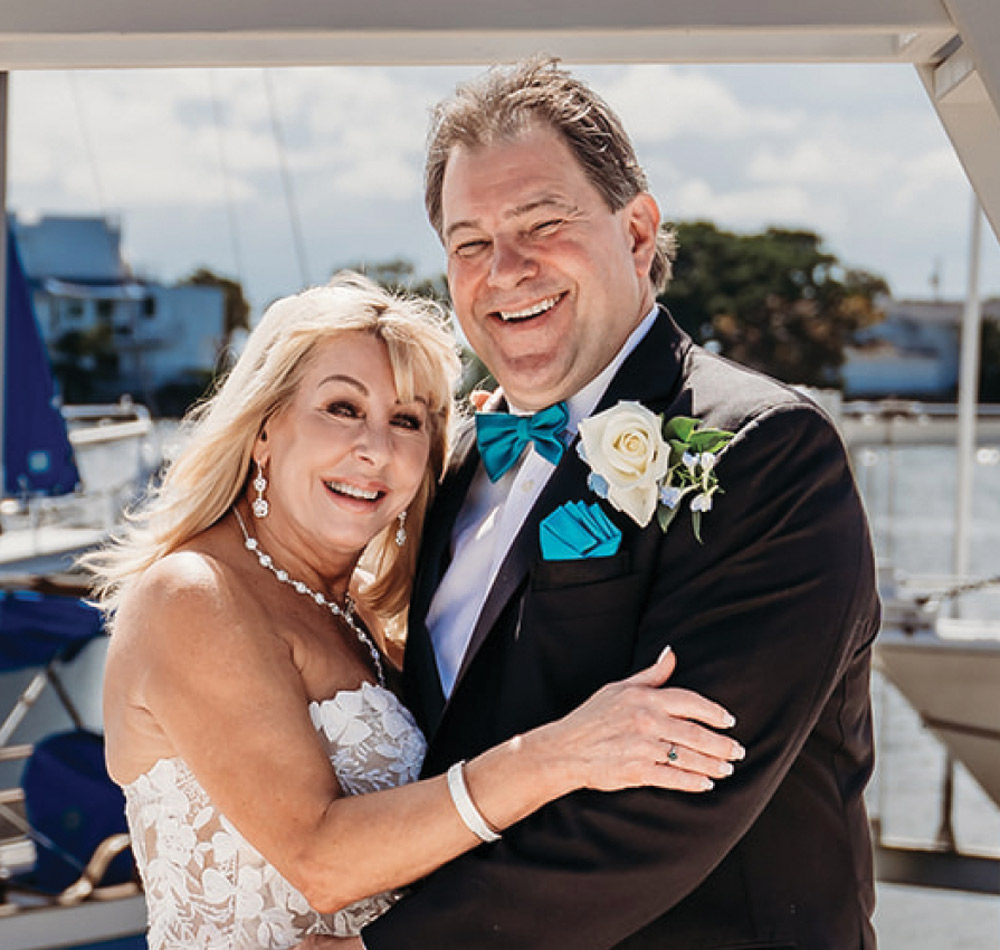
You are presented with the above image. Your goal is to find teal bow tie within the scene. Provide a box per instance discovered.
[475,401,569,482]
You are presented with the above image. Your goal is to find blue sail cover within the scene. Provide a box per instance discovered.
[4,225,79,496]
[0,589,104,672]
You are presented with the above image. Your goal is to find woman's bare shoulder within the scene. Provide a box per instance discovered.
[123,548,227,618]
[112,531,253,659]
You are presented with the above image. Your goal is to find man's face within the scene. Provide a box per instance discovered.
[440,125,660,411]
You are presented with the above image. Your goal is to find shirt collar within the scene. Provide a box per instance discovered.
[563,304,658,436]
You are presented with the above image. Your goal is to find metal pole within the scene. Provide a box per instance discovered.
[936,191,984,853]
[0,72,8,500]
[952,194,983,590]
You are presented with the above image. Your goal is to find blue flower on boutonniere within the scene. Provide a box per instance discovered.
[577,402,734,542]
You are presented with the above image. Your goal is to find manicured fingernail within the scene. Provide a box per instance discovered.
[720,762,734,776]
[701,777,715,790]
[657,645,673,663]
[723,713,736,728]
[732,743,746,760]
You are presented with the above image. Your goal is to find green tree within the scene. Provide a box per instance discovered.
[181,268,251,340]
[659,221,888,387]
[340,258,451,305]
[335,257,491,398]
[50,324,120,403]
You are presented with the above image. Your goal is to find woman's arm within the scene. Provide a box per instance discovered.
[106,553,741,916]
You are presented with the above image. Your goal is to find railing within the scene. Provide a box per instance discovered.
[840,400,1000,448]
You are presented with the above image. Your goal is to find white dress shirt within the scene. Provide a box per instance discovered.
[427,307,658,697]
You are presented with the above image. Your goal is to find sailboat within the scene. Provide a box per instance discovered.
[863,202,1000,897]
[0,224,161,577]
[0,228,147,947]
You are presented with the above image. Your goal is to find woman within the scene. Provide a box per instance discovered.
[92,273,743,950]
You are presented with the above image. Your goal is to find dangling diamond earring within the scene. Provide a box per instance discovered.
[252,462,269,518]
[395,509,408,547]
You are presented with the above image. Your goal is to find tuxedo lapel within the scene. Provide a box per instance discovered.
[446,308,690,696]
[451,436,591,687]
[409,420,479,624]
[594,305,690,414]
[403,419,480,733]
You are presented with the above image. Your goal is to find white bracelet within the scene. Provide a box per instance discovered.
[447,760,501,843]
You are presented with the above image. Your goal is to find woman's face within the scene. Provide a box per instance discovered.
[256,331,431,571]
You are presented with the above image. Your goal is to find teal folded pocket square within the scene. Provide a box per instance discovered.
[539,501,622,561]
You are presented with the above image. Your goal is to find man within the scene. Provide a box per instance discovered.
[363,57,879,949]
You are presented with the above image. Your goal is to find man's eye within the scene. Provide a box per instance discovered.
[453,239,489,259]
[533,219,563,236]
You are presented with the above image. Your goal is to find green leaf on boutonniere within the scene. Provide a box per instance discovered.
[691,510,703,543]
[667,439,690,464]
[653,416,734,543]
[657,501,682,534]
[662,416,699,442]
[688,427,734,453]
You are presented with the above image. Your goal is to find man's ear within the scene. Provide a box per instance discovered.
[624,192,661,280]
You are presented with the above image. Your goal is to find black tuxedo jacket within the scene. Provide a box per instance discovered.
[365,309,879,949]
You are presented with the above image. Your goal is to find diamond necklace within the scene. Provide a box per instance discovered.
[232,507,386,688]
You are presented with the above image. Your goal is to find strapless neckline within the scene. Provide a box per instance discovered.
[123,678,426,948]
[124,681,396,792]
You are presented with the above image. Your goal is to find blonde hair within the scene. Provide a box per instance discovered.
[86,272,460,623]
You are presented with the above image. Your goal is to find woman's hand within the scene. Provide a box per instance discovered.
[544,647,745,794]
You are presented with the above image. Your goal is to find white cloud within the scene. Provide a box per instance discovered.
[11,70,264,209]
[10,66,434,214]
[748,136,897,188]
[673,178,847,235]
[890,147,967,211]
[595,64,798,144]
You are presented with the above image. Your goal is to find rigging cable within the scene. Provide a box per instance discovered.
[261,70,311,288]
[915,573,1000,607]
[67,73,108,214]
[208,70,246,288]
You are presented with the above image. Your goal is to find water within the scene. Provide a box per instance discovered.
[857,445,1000,948]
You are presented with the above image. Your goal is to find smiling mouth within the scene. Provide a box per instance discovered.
[495,293,564,322]
[325,481,384,502]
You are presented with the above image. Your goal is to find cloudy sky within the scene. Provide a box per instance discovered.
[8,62,1000,317]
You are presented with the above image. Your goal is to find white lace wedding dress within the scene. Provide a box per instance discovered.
[123,682,427,949]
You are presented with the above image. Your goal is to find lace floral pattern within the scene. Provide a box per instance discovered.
[124,683,427,949]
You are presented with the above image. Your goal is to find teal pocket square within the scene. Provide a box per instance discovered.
[540,501,622,561]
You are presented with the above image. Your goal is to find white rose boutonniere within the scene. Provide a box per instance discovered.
[577,401,670,528]
[578,402,734,541]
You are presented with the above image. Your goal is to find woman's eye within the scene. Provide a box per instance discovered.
[392,412,424,431]
[326,400,360,418]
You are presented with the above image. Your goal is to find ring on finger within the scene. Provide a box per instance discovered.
[666,742,679,763]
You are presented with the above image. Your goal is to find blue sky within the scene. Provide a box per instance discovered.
[8,62,1000,317]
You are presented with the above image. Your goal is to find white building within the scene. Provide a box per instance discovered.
[12,214,226,396]
[842,297,1000,400]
